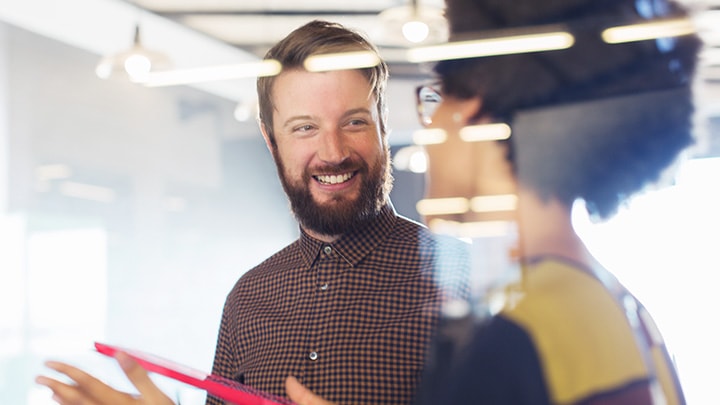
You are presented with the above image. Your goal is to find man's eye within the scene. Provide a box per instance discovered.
[347,119,368,127]
[294,124,315,132]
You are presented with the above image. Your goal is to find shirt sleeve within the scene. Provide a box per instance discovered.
[206,290,243,405]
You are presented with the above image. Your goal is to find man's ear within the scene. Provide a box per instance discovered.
[259,121,275,153]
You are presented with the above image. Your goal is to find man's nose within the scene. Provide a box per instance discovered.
[317,130,349,163]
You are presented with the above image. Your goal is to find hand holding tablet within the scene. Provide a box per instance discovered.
[94,342,293,405]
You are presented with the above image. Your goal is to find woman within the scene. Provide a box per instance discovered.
[413,0,701,403]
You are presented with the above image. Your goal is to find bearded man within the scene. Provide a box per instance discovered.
[206,20,469,405]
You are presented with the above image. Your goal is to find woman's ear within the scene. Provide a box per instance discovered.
[453,97,483,126]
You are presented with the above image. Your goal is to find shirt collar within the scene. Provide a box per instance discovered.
[298,203,398,268]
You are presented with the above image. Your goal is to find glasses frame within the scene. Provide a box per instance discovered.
[415,81,443,127]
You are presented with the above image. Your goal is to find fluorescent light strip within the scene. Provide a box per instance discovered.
[459,123,511,142]
[428,218,515,238]
[144,60,282,87]
[407,31,575,63]
[470,194,517,212]
[58,181,116,203]
[694,10,720,44]
[35,164,72,181]
[416,197,469,216]
[601,18,695,44]
[164,196,187,212]
[413,124,509,146]
[418,194,518,216]
[304,51,381,72]
[702,47,720,66]
[456,220,514,238]
[413,128,448,145]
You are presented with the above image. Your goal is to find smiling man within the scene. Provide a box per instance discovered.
[205,20,470,405]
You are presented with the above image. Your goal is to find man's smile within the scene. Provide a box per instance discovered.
[314,171,356,185]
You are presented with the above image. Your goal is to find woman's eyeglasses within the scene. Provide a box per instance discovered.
[415,82,442,127]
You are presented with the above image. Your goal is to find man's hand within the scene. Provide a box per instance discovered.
[35,351,175,405]
[285,376,335,405]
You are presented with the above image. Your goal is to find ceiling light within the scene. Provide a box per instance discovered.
[601,17,695,44]
[234,99,258,122]
[403,21,431,43]
[58,182,116,203]
[459,123,512,142]
[470,194,518,212]
[416,197,470,215]
[412,124,511,146]
[427,218,515,238]
[34,164,72,181]
[164,196,187,213]
[304,51,381,72]
[376,0,448,47]
[95,24,171,83]
[144,60,281,87]
[407,31,575,63]
[701,47,720,66]
[413,128,447,145]
[393,145,428,173]
[417,194,518,216]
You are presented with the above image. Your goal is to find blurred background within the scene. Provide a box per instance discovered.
[1,0,719,403]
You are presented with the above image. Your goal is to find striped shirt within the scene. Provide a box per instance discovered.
[207,203,469,405]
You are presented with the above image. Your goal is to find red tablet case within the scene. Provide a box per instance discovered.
[94,342,293,405]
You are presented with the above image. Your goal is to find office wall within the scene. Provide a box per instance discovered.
[0,22,302,404]
[0,25,8,214]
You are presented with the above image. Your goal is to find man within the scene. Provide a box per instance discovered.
[206,19,468,405]
[36,20,469,405]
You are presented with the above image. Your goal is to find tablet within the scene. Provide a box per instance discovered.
[94,342,293,405]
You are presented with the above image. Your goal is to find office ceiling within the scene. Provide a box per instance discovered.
[134,0,720,49]
[2,0,720,122]
[4,0,720,95]
[131,0,720,88]
[130,0,449,62]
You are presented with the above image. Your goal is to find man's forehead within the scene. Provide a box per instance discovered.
[271,69,375,111]
[272,68,371,90]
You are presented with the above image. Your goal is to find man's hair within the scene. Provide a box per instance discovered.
[257,20,389,147]
[436,0,703,219]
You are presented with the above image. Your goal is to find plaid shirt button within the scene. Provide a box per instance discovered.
[309,351,319,361]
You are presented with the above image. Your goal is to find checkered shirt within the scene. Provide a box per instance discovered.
[207,203,470,405]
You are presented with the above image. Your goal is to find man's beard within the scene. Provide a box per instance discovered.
[273,149,393,237]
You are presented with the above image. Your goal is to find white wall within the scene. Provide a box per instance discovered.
[0,25,7,214]
[0,22,298,405]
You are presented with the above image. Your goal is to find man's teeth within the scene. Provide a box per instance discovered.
[316,172,354,185]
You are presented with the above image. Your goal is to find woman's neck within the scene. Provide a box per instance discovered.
[513,189,599,267]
